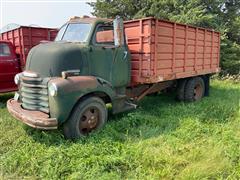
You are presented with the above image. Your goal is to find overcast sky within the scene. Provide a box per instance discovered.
[0,0,94,30]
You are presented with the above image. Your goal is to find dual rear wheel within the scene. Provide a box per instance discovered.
[177,76,206,102]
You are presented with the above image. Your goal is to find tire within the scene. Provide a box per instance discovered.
[184,77,205,102]
[63,97,107,139]
[176,79,187,101]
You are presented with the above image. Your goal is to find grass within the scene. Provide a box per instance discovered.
[0,79,239,179]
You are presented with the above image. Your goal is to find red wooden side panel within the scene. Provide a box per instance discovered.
[154,20,220,81]
[124,17,220,85]
[124,18,155,85]
[49,30,58,41]
[0,26,58,68]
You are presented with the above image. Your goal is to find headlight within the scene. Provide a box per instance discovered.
[14,73,21,85]
[48,83,58,96]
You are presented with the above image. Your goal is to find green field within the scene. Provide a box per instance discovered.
[0,80,239,179]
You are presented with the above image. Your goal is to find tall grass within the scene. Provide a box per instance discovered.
[0,80,239,179]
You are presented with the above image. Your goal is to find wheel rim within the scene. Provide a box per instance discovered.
[194,83,203,100]
[79,107,100,134]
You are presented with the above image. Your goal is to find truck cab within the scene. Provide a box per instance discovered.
[7,16,133,139]
[0,41,20,93]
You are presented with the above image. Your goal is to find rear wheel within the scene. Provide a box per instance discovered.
[184,77,205,102]
[176,79,187,101]
[63,97,107,139]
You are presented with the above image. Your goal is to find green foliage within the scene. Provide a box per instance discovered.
[89,0,240,74]
[221,39,240,74]
[88,0,150,20]
[89,0,214,26]
[0,80,240,179]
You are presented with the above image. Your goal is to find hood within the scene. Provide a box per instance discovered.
[26,42,83,77]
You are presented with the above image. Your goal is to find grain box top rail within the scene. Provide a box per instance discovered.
[124,17,220,34]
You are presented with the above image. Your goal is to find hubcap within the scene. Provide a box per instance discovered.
[79,107,99,134]
[194,83,203,100]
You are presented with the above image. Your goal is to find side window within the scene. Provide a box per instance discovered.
[0,43,11,57]
[95,25,114,45]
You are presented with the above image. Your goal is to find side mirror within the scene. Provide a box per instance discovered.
[113,16,124,47]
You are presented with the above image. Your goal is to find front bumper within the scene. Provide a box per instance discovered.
[7,99,58,130]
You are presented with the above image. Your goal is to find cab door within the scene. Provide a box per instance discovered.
[111,17,130,87]
[0,42,20,92]
[89,23,129,87]
[111,44,130,87]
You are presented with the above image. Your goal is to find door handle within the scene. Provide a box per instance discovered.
[123,51,128,60]
[102,46,116,49]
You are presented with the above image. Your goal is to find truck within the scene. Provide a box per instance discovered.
[0,40,20,93]
[0,26,58,93]
[7,16,220,139]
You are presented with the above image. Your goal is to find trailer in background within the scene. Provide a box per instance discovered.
[1,26,58,69]
[0,26,58,93]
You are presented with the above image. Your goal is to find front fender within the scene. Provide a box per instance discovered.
[48,76,116,123]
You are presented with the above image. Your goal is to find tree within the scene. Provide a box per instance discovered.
[201,0,240,74]
[88,0,214,26]
[88,0,150,20]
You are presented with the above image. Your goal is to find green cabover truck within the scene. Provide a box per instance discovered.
[7,16,220,139]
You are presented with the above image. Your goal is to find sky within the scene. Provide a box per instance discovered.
[0,0,95,31]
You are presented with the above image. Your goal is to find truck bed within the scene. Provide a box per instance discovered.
[124,17,220,85]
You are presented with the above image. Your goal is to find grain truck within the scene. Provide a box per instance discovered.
[7,16,220,139]
[0,26,58,93]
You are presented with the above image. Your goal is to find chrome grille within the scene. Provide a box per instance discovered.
[20,72,50,114]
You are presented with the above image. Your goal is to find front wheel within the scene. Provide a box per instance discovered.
[63,97,107,139]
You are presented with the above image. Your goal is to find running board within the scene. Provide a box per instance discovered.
[112,98,137,114]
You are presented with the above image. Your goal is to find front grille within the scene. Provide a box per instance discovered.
[20,73,50,114]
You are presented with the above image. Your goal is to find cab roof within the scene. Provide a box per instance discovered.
[68,16,113,24]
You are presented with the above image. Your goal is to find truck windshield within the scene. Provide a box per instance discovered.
[55,23,91,42]
[0,43,11,57]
